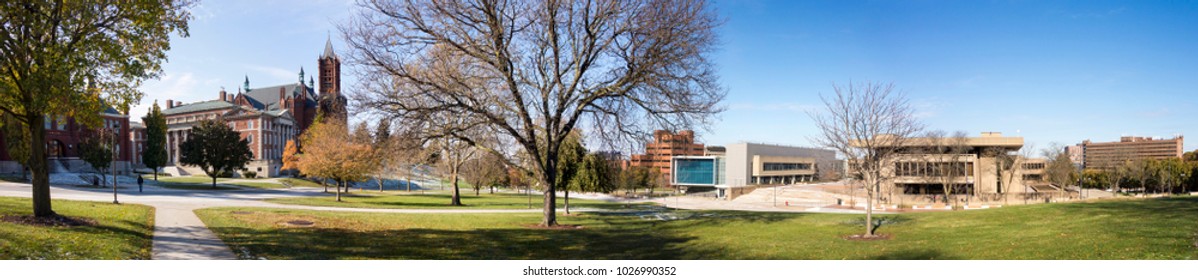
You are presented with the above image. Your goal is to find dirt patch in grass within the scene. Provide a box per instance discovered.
[843,234,893,241]
[281,220,315,227]
[522,224,585,230]
[1,214,97,227]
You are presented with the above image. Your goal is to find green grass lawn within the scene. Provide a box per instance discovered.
[266,191,631,210]
[198,196,1198,260]
[0,197,155,259]
[146,175,289,190]
[153,175,229,184]
[279,178,324,188]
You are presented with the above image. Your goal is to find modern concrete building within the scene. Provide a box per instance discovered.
[1077,136,1184,169]
[671,142,841,198]
[629,130,705,180]
[856,132,1047,197]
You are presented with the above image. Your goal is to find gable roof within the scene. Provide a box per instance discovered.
[162,100,238,115]
[243,83,316,111]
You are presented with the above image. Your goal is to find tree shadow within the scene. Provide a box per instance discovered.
[872,249,958,260]
[209,222,714,260]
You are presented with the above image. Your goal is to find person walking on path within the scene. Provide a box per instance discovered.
[137,175,144,193]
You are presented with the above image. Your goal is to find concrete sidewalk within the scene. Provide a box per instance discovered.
[150,203,237,260]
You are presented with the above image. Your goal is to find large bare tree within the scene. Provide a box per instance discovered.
[343,0,724,226]
[810,81,922,237]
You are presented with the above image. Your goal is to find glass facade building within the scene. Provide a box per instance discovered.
[672,157,724,186]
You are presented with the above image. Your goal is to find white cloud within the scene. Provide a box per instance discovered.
[244,64,300,84]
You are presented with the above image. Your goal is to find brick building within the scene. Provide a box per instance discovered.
[160,39,345,177]
[628,130,706,181]
[0,107,134,174]
[1077,136,1184,169]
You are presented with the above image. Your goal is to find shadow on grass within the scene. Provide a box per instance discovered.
[872,249,958,260]
[211,223,714,260]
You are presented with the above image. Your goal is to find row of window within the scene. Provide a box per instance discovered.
[762,162,812,171]
[894,161,974,177]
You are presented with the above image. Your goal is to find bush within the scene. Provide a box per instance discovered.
[217,170,235,178]
[242,171,257,179]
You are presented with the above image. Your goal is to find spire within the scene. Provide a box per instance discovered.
[243,75,250,92]
[299,67,305,83]
[308,76,315,89]
[322,32,336,59]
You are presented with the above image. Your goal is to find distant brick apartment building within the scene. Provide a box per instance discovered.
[159,39,347,178]
[628,130,705,181]
[0,107,135,174]
[1077,136,1184,169]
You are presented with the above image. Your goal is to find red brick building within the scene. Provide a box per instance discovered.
[0,107,134,174]
[629,130,706,181]
[160,40,344,177]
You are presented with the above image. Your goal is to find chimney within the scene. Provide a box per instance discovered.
[166,99,173,109]
[279,88,285,102]
[220,89,227,102]
[176,101,182,107]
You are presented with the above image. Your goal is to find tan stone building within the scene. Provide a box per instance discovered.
[856,132,1046,197]
[1077,136,1184,169]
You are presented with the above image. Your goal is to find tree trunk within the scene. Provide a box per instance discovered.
[211,174,217,189]
[865,179,875,236]
[378,176,384,192]
[30,116,54,217]
[541,166,558,227]
[322,179,328,193]
[565,188,571,215]
[450,172,462,206]
[335,180,342,202]
[405,175,411,191]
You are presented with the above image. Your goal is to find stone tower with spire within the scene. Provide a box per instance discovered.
[317,35,347,123]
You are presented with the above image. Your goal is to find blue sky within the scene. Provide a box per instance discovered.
[137,0,1198,153]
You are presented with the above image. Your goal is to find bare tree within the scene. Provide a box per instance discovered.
[992,142,1034,205]
[925,130,970,207]
[344,0,724,226]
[810,81,922,237]
[1042,143,1077,199]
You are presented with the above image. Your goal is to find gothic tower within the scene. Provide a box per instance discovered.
[317,35,347,123]
[318,37,341,99]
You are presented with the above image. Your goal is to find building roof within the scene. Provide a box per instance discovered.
[130,121,146,129]
[244,83,317,111]
[322,35,337,59]
[162,100,238,115]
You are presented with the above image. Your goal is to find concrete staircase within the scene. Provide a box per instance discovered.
[732,185,842,208]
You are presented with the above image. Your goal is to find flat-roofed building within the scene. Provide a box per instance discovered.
[671,142,841,198]
[854,132,1049,196]
[1078,136,1184,169]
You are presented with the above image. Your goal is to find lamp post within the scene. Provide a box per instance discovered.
[106,128,119,204]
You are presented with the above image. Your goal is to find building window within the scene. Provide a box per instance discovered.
[763,162,811,171]
[247,120,254,129]
[247,134,253,144]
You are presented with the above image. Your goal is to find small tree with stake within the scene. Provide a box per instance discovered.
[179,119,252,188]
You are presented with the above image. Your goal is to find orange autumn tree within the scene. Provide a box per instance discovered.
[280,139,301,175]
[296,121,379,202]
